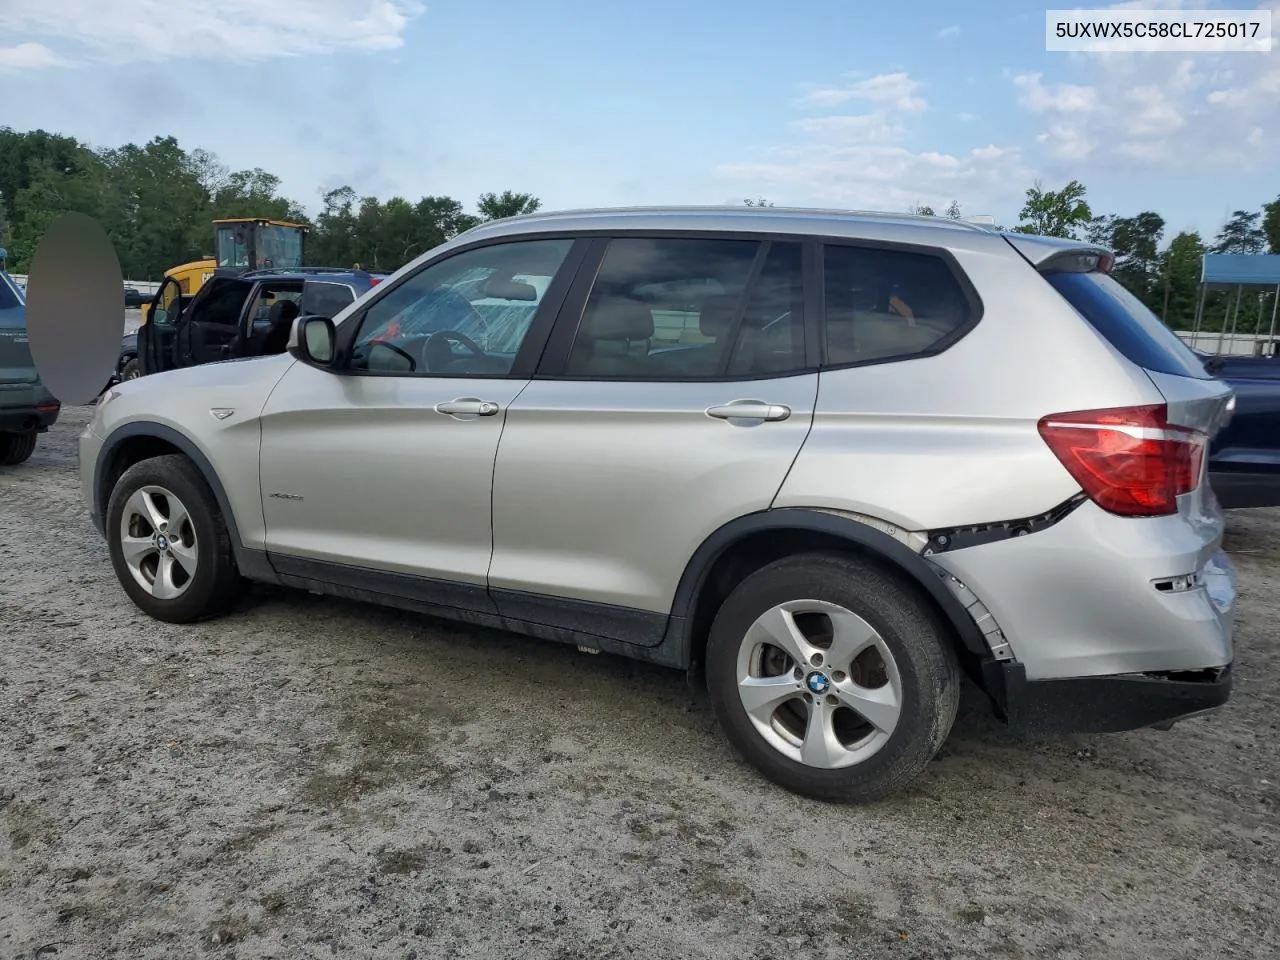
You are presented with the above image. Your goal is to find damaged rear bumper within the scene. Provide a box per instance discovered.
[993,662,1232,735]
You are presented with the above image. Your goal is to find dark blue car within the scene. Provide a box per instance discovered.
[1199,352,1280,509]
[125,267,386,379]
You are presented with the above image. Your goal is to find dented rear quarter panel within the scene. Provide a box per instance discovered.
[775,245,1169,530]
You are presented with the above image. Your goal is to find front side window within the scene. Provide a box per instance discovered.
[349,238,574,376]
[823,244,973,366]
[564,237,806,379]
[193,279,255,328]
[215,225,250,268]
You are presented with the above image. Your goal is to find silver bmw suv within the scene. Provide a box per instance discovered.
[80,207,1237,802]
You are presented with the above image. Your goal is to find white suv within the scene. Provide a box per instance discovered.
[81,207,1237,802]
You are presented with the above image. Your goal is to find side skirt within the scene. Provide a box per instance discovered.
[264,553,687,669]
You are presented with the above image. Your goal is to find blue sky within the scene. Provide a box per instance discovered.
[2,0,1277,242]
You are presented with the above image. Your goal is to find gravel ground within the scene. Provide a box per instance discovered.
[2,405,1278,960]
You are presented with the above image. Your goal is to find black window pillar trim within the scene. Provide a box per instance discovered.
[802,239,823,369]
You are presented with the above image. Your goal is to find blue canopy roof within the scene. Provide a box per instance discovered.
[1202,253,1280,286]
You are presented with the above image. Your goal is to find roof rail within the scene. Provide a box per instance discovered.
[239,266,375,278]
[463,204,1000,234]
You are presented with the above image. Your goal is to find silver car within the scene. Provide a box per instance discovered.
[80,207,1237,802]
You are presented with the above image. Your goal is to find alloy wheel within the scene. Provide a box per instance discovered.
[118,485,198,600]
[735,599,903,769]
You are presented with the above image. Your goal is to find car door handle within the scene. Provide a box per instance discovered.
[706,400,791,423]
[435,397,500,418]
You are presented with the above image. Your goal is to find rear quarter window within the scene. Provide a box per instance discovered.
[822,244,976,366]
[1044,270,1210,380]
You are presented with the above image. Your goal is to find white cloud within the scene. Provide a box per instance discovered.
[936,25,962,39]
[791,114,905,144]
[0,0,426,68]
[720,71,1030,215]
[1014,73,1099,113]
[801,72,927,112]
[1015,0,1279,170]
[0,42,66,71]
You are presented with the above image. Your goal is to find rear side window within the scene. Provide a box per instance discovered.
[303,281,356,319]
[1045,271,1210,380]
[563,237,807,380]
[823,244,974,366]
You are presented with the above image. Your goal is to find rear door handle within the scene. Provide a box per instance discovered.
[435,397,500,418]
[706,400,791,423]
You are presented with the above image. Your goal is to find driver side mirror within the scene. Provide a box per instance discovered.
[290,315,336,367]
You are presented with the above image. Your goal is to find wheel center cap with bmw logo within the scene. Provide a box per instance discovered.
[805,671,830,695]
[156,534,169,550]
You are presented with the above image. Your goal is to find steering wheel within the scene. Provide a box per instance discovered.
[424,330,486,371]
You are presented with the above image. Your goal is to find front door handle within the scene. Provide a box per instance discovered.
[706,400,791,423]
[435,397,500,418]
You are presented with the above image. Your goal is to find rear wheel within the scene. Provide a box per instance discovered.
[0,431,38,466]
[120,357,140,380]
[705,552,961,803]
[105,454,246,623]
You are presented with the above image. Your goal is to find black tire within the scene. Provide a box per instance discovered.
[120,357,140,380]
[705,552,961,804]
[0,431,38,466]
[105,454,246,623]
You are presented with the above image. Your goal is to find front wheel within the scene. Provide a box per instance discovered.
[705,552,961,803]
[120,357,141,380]
[105,454,246,623]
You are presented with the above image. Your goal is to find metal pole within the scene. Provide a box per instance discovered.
[1268,283,1280,355]
[1213,286,1230,353]
[1228,284,1245,355]
[1191,283,1208,349]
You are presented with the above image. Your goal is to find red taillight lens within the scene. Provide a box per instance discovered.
[1037,404,1206,517]
[369,278,381,287]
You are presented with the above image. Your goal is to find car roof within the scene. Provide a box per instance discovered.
[237,268,386,283]
[440,206,1111,267]
[450,205,1097,259]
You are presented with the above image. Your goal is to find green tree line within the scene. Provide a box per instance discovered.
[905,180,1280,335]
[0,127,541,279]
[3,126,1277,336]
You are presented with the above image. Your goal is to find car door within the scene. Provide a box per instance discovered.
[137,277,185,375]
[488,235,820,644]
[0,270,37,387]
[174,276,256,368]
[257,236,587,612]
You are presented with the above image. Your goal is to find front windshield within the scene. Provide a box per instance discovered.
[257,224,304,269]
[215,224,304,269]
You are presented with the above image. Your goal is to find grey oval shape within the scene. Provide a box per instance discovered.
[25,213,125,406]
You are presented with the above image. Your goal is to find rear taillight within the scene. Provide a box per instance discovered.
[369,278,381,287]
[1037,404,1206,517]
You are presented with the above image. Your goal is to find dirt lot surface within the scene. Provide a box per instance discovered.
[2,406,1278,960]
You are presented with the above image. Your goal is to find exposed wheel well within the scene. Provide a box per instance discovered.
[685,527,984,686]
[97,435,186,519]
